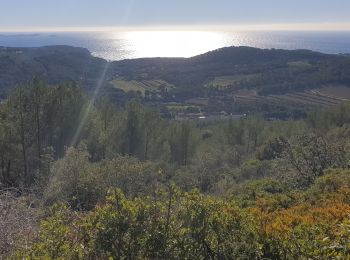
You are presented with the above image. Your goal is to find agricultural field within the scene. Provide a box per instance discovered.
[205,73,261,89]
[185,97,209,106]
[166,102,199,112]
[269,92,343,107]
[233,87,349,108]
[314,85,350,100]
[110,79,174,96]
[287,61,312,69]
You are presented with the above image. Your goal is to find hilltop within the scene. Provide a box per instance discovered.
[110,46,350,95]
[0,45,107,96]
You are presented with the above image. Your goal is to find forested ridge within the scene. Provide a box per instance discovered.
[2,45,350,123]
[0,46,107,97]
[2,45,350,97]
[1,79,350,259]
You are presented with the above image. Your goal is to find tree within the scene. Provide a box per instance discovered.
[141,107,159,160]
[8,86,34,185]
[245,115,264,153]
[43,144,101,210]
[168,122,197,166]
[0,116,15,186]
[31,77,48,171]
[281,133,348,186]
[226,118,245,146]
[124,100,142,156]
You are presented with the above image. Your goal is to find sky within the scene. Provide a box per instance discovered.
[1,0,350,31]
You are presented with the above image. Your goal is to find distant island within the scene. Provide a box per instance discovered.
[1,45,350,119]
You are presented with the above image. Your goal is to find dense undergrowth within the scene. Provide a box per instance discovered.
[1,79,350,259]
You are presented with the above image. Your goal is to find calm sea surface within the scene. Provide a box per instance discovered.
[1,31,350,61]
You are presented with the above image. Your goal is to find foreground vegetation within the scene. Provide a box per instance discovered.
[1,79,350,259]
[15,173,350,259]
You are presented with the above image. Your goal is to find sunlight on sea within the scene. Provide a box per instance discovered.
[115,30,235,58]
[92,30,252,60]
[1,30,350,60]
[83,30,350,60]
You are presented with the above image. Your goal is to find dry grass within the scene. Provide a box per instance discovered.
[0,188,40,258]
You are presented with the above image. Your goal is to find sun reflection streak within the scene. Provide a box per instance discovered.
[70,62,109,147]
[118,30,234,58]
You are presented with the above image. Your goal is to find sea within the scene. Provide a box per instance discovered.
[1,30,350,61]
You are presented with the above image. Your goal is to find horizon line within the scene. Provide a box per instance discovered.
[1,23,350,32]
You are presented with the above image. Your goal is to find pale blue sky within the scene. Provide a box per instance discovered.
[1,0,350,30]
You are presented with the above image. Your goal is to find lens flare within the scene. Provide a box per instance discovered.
[70,62,109,147]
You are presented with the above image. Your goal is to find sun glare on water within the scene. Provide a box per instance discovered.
[110,30,238,58]
[86,28,350,60]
